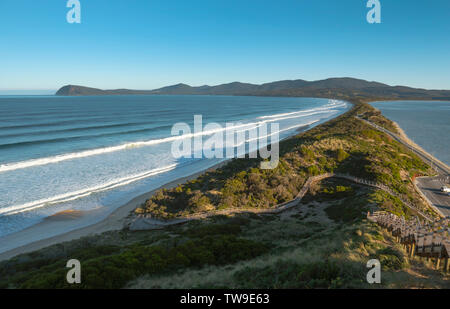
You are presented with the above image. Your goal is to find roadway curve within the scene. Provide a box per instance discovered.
[356,116,450,217]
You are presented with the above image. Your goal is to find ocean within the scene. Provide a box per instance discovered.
[371,100,450,166]
[0,95,349,248]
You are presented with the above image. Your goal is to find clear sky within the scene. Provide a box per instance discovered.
[0,0,449,93]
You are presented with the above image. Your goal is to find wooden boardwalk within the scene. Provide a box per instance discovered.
[355,116,450,217]
[331,173,434,221]
[367,211,450,272]
[130,172,436,230]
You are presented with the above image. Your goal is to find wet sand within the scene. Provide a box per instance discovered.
[391,120,450,172]
[0,117,321,261]
[0,160,230,261]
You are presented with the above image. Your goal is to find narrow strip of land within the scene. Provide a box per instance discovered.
[129,172,434,231]
[356,116,449,175]
[356,116,450,217]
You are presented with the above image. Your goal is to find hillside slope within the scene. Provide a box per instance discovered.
[1,101,448,289]
[55,78,450,100]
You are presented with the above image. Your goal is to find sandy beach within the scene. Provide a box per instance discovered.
[3,110,444,263]
[391,120,450,173]
[0,116,322,262]
[0,160,230,261]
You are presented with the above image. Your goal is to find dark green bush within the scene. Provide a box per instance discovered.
[11,235,267,289]
[184,223,242,238]
[375,247,407,270]
[233,260,349,289]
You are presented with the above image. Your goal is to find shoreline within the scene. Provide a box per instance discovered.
[0,160,230,261]
[391,120,450,173]
[2,103,446,262]
[0,121,311,261]
[368,104,449,173]
[0,104,349,261]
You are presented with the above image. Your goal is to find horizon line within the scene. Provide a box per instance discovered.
[2,76,450,93]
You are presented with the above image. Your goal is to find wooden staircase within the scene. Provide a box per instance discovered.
[367,211,450,272]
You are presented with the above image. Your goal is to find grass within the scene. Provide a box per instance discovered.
[127,183,448,289]
[0,101,448,289]
[135,102,434,221]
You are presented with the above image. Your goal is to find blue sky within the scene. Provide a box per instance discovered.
[0,0,449,93]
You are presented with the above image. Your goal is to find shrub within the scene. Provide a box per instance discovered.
[11,235,268,289]
[375,247,407,270]
[184,223,242,238]
[336,148,349,162]
[233,260,348,289]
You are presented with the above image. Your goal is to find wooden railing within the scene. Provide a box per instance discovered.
[331,173,433,221]
[367,211,450,272]
[129,172,435,230]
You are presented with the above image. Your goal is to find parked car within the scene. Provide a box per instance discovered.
[440,186,450,193]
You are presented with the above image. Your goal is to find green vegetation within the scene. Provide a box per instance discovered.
[136,102,433,220]
[1,101,447,289]
[0,233,267,289]
[56,77,450,100]
[359,106,400,133]
[376,247,408,271]
[233,260,346,289]
[127,184,448,289]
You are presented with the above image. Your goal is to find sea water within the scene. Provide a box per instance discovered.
[371,100,450,166]
[0,95,349,249]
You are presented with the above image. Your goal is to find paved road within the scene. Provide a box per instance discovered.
[356,116,449,176]
[416,176,450,217]
[356,116,450,217]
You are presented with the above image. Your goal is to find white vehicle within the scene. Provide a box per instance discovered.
[441,186,450,193]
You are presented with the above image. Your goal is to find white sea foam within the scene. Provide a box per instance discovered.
[238,119,320,145]
[0,164,177,216]
[0,104,345,173]
[0,112,336,216]
[257,100,346,119]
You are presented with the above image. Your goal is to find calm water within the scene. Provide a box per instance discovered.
[0,95,349,245]
[371,100,450,166]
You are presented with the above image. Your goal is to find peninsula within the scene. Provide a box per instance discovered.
[1,91,449,289]
[55,77,450,100]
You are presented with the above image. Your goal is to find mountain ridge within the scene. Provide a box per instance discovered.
[55,78,450,100]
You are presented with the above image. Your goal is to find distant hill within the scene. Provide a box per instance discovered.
[56,85,106,96]
[55,85,156,96]
[55,78,450,100]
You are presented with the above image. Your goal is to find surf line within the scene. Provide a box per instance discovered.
[0,164,177,216]
[0,119,322,216]
[0,108,341,173]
